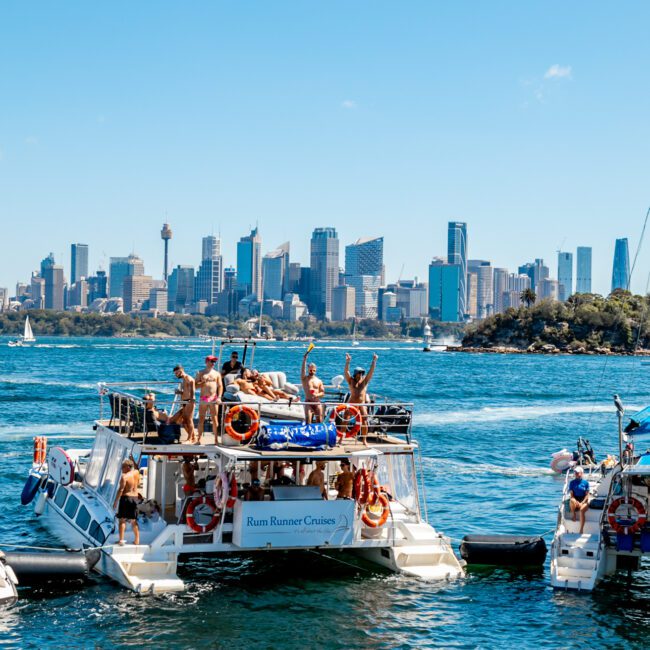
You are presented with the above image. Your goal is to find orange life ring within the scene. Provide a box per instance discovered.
[214,472,238,508]
[224,405,259,442]
[354,469,380,505]
[33,437,47,465]
[607,496,647,535]
[329,404,362,438]
[361,493,390,528]
[186,495,220,533]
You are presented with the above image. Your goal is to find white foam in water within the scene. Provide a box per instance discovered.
[415,403,617,425]
[423,456,555,477]
[0,376,97,390]
[0,422,91,440]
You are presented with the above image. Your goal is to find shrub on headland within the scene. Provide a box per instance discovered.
[462,290,650,353]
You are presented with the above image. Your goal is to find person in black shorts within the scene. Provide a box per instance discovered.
[113,459,141,545]
[221,351,243,377]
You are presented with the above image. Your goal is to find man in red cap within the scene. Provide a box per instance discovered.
[195,355,223,444]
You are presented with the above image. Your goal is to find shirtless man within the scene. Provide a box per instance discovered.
[301,351,325,423]
[251,370,294,401]
[113,459,141,545]
[181,455,197,495]
[335,460,354,499]
[195,355,223,444]
[234,368,259,396]
[171,364,197,443]
[306,461,328,499]
[344,352,378,445]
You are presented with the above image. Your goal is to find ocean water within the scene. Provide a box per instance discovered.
[1,337,649,649]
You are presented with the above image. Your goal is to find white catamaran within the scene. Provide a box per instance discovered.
[21,341,463,593]
[8,316,36,347]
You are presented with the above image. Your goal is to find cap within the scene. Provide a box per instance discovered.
[574,466,584,474]
[353,367,366,375]
[206,355,218,362]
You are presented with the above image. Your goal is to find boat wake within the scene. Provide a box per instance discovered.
[0,376,97,390]
[414,403,616,426]
[0,422,91,440]
[423,456,554,478]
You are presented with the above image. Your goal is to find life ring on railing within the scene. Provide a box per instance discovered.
[354,469,380,505]
[361,493,390,528]
[214,472,238,509]
[607,496,647,534]
[224,405,259,442]
[330,404,362,438]
[186,495,220,533]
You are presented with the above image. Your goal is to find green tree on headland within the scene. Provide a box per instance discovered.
[520,288,537,308]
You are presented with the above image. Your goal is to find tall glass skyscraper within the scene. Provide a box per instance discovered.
[611,238,630,292]
[344,237,384,318]
[310,227,339,320]
[70,243,89,284]
[557,251,573,301]
[428,259,463,322]
[109,254,144,299]
[576,247,592,293]
[236,228,262,297]
[195,236,222,305]
[262,242,290,300]
[447,222,467,319]
[168,265,195,312]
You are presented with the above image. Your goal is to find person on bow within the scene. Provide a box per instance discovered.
[344,352,378,445]
[569,466,590,534]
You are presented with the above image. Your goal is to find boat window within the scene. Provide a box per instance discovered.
[84,430,109,489]
[54,485,68,508]
[76,506,91,531]
[387,454,418,513]
[98,440,128,504]
[64,494,80,518]
[89,521,106,545]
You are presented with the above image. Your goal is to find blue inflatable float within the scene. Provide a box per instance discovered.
[255,421,338,450]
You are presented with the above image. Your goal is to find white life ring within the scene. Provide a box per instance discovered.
[214,472,237,509]
[550,450,574,473]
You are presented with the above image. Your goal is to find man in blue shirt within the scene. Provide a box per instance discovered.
[569,466,590,534]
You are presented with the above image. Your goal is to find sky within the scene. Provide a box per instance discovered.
[1,1,649,295]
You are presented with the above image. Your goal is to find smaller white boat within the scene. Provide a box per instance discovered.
[0,552,18,606]
[8,316,35,347]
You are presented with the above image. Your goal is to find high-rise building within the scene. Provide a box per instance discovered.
[0,288,8,311]
[518,259,549,293]
[576,247,592,293]
[447,222,468,318]
[149,286,168,312]
[429,259,464,322]
[88,271,108,303]
[44,265,65,310]
[492,268,509,314]
[195,236,222,305]
[345,237,384,318]
[467,272,478,319]
[611,238,630,292]
[30,273,45,309]
[160,223,172,282]
[68,280,88,308]
[237,228,262,296]
[310,227,339,319]
[468,260,493,319]
[557,252,573,301]
[332,285,356,321]
[40,253,55,278]
[70,244,89,284]
[262,243,290,300]
[223,266,237,291]
[109,254,144,299]
[123,275,152,312]
[538,278,560,301]
[168,265,195,312]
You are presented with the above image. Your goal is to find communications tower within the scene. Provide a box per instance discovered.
[161,222,173,282]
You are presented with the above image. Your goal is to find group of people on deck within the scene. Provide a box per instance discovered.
[147,347,379,445]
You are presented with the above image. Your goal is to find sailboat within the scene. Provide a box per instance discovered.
[352,318,360,346]
[8,316,35,347]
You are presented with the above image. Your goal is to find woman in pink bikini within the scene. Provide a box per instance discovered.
[195,355,223,444]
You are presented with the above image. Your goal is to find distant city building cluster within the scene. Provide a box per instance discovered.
[0,222,633,324]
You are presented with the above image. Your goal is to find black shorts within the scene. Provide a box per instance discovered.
[117,496,139,520]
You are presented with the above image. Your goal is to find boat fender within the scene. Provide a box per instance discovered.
[607,496,647,535]
[330,404,362,439]
[34,490,49,516]
[186,495,221,534]
[459,535,547,566]
[224,405,260,442]
[361,493,390,528]
[20,470,44,506]
[4,550,95,584]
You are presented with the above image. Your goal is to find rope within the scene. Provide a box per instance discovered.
[305,549,373,573]
[0,543,79,552]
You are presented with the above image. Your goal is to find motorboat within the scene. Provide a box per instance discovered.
[8,315,35,347]
[20,343,463,594]
[550,397,650,591]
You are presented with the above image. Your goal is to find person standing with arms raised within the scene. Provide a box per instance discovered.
[344,352,378,445]
[301,345,325,423]
[195,355,223,444]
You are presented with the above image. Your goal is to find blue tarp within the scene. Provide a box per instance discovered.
[255,421,338,450]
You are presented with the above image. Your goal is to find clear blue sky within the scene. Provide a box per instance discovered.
[1,1,649,295]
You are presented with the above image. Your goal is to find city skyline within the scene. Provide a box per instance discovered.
[1,4,650,295]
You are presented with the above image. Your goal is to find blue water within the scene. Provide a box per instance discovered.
[1,338,649,649]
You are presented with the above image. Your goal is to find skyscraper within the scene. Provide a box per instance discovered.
[576,247,592,293]
[262,243,290,300]
[70,244,89,284]
[310,227,339,320]
[447,222,467,318]
[345,237,384,318]
[87,271,108,303]
[492,267,509,314]
[40,253,55,277]
[236,228,262,296]
[468,260,493,318]
[557,251,573,301]
[109,254,144,298]
[428,259,464,322]
[195,236,222,305]
[44,265,65,310]
[332,285,356,321]
[123,275,153,312]
[168,265,195,312]
[611,238,630,292]
[518,259,549,293]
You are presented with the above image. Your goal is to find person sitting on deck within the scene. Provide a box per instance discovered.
[335,460,354,499]
[250,370,295,402]
[306,461,328,499]
[221,351,243,377]
[569,466,590,534]
[144,392,169,428]
[244,478,265,501]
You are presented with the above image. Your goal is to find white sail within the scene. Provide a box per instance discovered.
[23,316,35,342]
